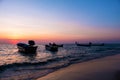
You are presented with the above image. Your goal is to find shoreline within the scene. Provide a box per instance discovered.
[0,53,120,80]
[37,54,120,80]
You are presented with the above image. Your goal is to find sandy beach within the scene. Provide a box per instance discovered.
[37,54,120,80]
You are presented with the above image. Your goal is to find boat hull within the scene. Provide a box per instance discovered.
[45,45,58,52]
[17,43,37,53]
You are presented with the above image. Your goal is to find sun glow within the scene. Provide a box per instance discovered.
[2,33,25,40]
[9,39,20,44]
[9,34,22,39]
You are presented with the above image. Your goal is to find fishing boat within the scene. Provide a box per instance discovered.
[75,42,104,47]
[17,40,37,53]
[91,43,104,46]
[45,45,58,51]
[57,44,63,47]
[45,43,63,51]
[75,42,91,47]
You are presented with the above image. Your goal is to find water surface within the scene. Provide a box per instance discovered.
[0,43,120,80]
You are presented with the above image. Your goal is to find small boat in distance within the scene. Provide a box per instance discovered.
[75,42,91,47]
[45,45,58,52]
[57,44,63,47]
[91,43,104,46]
[45,43,63,51]
[75,42,104,47]
[17,40,37,53]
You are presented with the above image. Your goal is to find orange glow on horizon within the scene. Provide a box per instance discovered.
[0,31,119,43]
[8,39,20,44]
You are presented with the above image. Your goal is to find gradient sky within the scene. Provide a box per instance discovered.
[0,0,120,43]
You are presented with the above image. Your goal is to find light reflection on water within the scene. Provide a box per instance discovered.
[0,44,120,66]
[0,44,69,66]
[0,44,120,80]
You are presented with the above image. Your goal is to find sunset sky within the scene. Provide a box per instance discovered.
[0,0,120,43]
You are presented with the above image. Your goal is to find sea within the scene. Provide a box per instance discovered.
[0,43,120,80]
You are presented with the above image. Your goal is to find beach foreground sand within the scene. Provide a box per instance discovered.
[37,54,120,80]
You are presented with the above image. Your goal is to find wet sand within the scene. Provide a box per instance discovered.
[37,54,120,80]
